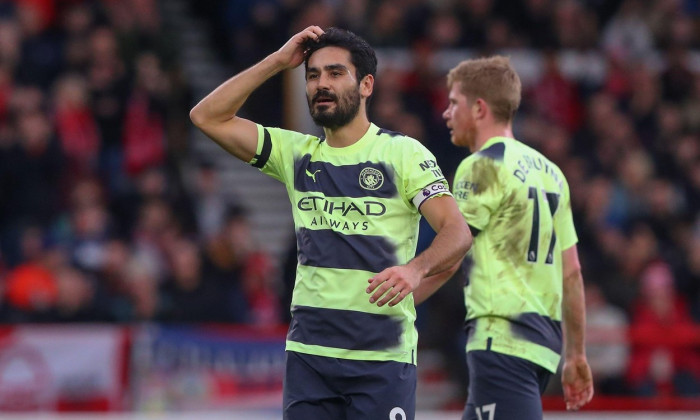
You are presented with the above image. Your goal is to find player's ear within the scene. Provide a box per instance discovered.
[360,74,374,98]
[473,98,488,120]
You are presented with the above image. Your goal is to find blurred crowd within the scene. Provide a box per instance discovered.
[0,0,699,400]
[0,0,280,327]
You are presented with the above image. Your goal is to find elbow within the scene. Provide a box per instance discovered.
[460,222,473,256]
[189,105,206,128]
[446,259,463,277]
[464,227,473,254]
[563,265,583,287]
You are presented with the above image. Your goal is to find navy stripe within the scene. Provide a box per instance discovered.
[252,129,272,168]
[464,314,562,355]
[478,142,505,161]
[293,154,397,198]
[288,305,402,351]
[297,227,397,272]
[376,128,405,137]
[511,312,562,354]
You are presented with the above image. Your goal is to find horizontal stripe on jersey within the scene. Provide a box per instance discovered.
[288,305,402,350]
[296,227,397,272]
[466,316,562,373]
[294,154,397,198]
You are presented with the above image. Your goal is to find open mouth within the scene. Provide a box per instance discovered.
[313,92,336,106]
[314,98,335,106]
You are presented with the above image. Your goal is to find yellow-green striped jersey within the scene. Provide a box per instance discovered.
[250,123,451,364]
[453,136,577,373]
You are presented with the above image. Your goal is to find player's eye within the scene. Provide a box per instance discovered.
[307,73,319,80]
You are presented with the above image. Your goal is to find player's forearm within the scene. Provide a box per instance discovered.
[408,219,471,279]
[190,53,286,125]
[562,267,587,360]
[413,261,461,305]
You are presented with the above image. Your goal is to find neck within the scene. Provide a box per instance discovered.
[323,114,371,148]
[472,123,514,152]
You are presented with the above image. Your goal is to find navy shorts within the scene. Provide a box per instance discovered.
[283,351,416,420]
[462,350,552,420]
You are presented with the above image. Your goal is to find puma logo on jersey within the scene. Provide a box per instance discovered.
[305,169,321,182]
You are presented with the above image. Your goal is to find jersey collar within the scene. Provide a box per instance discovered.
[321,123,377,155]
[478,136,509,152]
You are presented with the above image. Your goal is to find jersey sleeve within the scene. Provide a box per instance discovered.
[555,176,578,250]
[400,139,452,212]
[452,154,504,231]
[249,124,293,184]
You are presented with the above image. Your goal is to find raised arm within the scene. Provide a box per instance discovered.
[367,195,471,307]
[561,244,594,411]
[189,26,325,162]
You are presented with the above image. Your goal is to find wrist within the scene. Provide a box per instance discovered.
[564,352,587,363]
[261,53,288,74]
[406,258,429,278]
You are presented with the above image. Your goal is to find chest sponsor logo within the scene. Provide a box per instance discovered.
[359,167,384,190]
[297,196,386,232]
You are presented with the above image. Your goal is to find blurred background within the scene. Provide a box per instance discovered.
[0,0,699,416]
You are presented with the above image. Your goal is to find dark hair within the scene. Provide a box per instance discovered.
[304,27,377,84]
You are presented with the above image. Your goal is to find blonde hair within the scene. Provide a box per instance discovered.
[446,56,521,124]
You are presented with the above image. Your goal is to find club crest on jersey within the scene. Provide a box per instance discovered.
[359,167,384,190]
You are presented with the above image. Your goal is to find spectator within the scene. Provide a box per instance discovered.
[528,51,584,133]
[625,261,700,396]
[52,265,104,322]
[602,0,654,62]
[191,161,228,242]
[52,73,101,176]
[122,52,168,177]
[1,109,64,230]
[122,252,162,321]
[160,236,227,323]
[585,282,630,394]
[3,225,57,321]
[201,206,255,323]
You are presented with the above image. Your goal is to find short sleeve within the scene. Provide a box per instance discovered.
[555,177,578,250]
[452,155,504,231]
[250,124,292,183]
[400,140,452,211]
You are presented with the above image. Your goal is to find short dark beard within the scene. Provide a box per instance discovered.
[308,88,361,130]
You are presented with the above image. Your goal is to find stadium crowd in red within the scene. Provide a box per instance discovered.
[0,0,698,400]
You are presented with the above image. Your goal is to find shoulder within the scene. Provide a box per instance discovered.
[372,126,424,149]
[374,127,411,140]
[265,126,324,149]
[459,139,508,172]
[476,141,506,161]
[370,126,436,163]
[267,126,322,143]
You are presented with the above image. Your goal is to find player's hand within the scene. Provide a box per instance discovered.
[561,356,594,411]
[366,265,421,307]
[274,26,324,69]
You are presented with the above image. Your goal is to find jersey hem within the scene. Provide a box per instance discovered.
[466,337,561,373]
[286,341,416,365]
